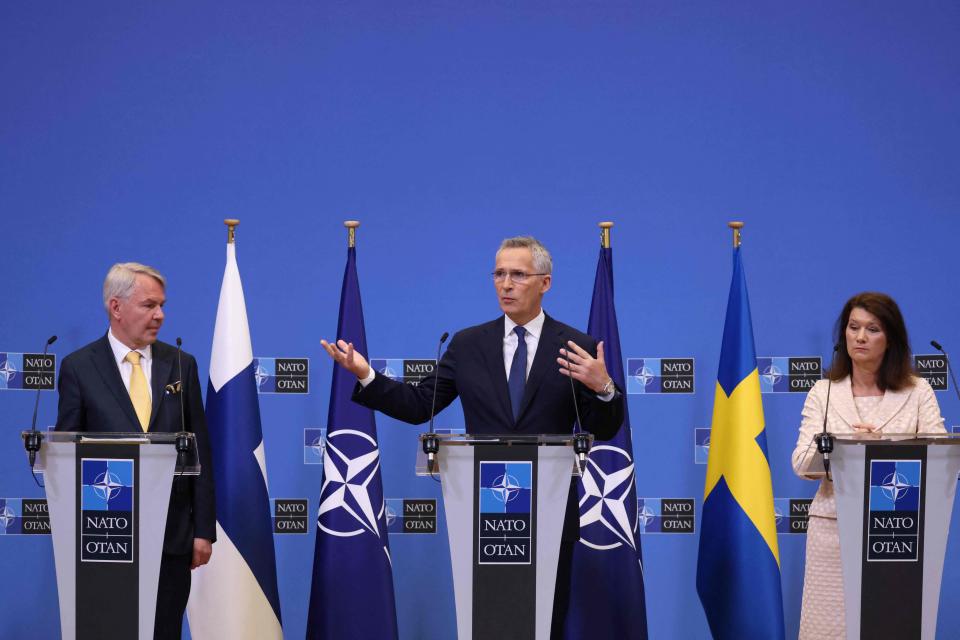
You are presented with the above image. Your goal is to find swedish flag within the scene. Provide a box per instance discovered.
[696,246,785,639]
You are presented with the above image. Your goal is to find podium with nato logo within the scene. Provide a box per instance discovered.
[23,430,199,640]
[418,433,588,640]
[831,433,960,640]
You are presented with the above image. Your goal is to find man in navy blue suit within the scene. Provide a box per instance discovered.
[56,262,216,640]
[321,236,624,633]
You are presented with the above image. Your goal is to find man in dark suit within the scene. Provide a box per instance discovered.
[321,236,624,634]
[56,262,216,640]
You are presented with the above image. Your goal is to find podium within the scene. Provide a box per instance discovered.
[831,433,960,640]
[418,433,588,640]
[22,430,199,640]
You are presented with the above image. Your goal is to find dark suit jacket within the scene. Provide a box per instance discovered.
[55,334,216,554]
[353,314,624,538]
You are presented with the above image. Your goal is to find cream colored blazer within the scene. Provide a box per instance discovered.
[791,375,944,517]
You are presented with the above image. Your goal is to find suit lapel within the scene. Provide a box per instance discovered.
[149,344,173,432]
[831,376,860,430]
[873,385,912,432]
[91,335,141,431]
[517,315,559,422]
[482,317,514,427]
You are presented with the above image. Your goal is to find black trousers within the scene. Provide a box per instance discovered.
[154,551,192,640]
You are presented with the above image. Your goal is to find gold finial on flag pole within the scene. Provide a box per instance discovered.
[599,221,613,249]
[225,219,239,244]
[344,220,360,247]
[728,221,744,248]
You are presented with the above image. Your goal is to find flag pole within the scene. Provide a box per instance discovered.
[599,221,613,248]
[728,220,743,248]
[225,218,239,244]
[345,220,359,247]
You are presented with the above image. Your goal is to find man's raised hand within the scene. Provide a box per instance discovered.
[321,339,371,380]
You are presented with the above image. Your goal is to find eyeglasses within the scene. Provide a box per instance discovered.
[491,270,549,283]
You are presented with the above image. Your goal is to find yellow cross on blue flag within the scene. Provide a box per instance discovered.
[696,245,785,639]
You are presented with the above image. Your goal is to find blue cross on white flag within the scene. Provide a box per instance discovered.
[186,235,282,639]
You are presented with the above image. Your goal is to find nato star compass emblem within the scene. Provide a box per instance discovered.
[491,473,522,503]
[254,363,269,389]
[0,359,17,384]
[633,366,655,388]
[761,364,783,386]
[93,471,124,502]
[317,429,389,548]
[577,444,639,551]
[0,505,16,529]
[881,471,912,502]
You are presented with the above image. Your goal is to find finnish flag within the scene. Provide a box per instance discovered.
[186,239,282,639]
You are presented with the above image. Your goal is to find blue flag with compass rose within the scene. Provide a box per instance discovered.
[563,243,649,639]
[305,245,399,640]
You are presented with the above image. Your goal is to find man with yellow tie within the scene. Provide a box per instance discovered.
[56,262,216,640]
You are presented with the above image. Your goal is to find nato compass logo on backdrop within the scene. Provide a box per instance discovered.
[867,460,922,561]
[253,357,309,393]
[478,462,532,564]
[626,358,694,394]
[80,459,134,562]
[578,445,638,551]
[385,499,437,534]
[914,354,948,391]
[0,498,50,535]
[0,352,56,390]
[694,428,711,464]
[369,359,437,386]
[273,499,309,534]
[637,498,695,533]
[757,357,822,393]
[774,498,812,534]
[316,429,389,552]
[303,428,327,464]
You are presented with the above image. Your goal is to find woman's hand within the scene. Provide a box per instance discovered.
[852,423,881,439]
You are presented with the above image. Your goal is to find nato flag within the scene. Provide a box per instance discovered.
[305,245,399,640]
[562,243,648,639]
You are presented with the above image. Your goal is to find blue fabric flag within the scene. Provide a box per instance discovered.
[563,245,649,639]
[306,246,399,640]
[187,241,282,639]
[696,246,785,639]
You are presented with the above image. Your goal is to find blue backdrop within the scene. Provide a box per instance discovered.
[2,2,960,638]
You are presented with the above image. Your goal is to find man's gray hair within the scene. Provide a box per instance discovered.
[102,262,166,312]
[497,236,553,275]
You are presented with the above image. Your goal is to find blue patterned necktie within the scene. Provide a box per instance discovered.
[508,326,527,421]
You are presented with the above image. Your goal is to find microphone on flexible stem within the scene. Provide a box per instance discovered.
[423,332,449,474]
[25,335,57,476]
[930,340,960,404]
[565,347,589,474]
[171,338,189,478]
[816,343,839,481]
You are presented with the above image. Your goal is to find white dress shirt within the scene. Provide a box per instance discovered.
[358,309,613,401]
[107,329,154,400]
[503,310,544,381]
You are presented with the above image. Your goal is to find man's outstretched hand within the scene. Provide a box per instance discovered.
[321,339,371,380]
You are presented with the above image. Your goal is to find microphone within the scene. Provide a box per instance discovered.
[25,335,57,473]
[930,340,960,404]
[423,332,449,474]
[173,338,189,478]
[565,344,589,474]
[816,343,839,480]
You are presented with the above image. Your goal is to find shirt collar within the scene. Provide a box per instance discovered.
[504,309,545,340]
[107,328,152,367]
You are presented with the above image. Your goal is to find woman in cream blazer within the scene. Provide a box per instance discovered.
[791,293,944,640]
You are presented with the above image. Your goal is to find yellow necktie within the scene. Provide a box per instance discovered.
[125,351,151,432]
